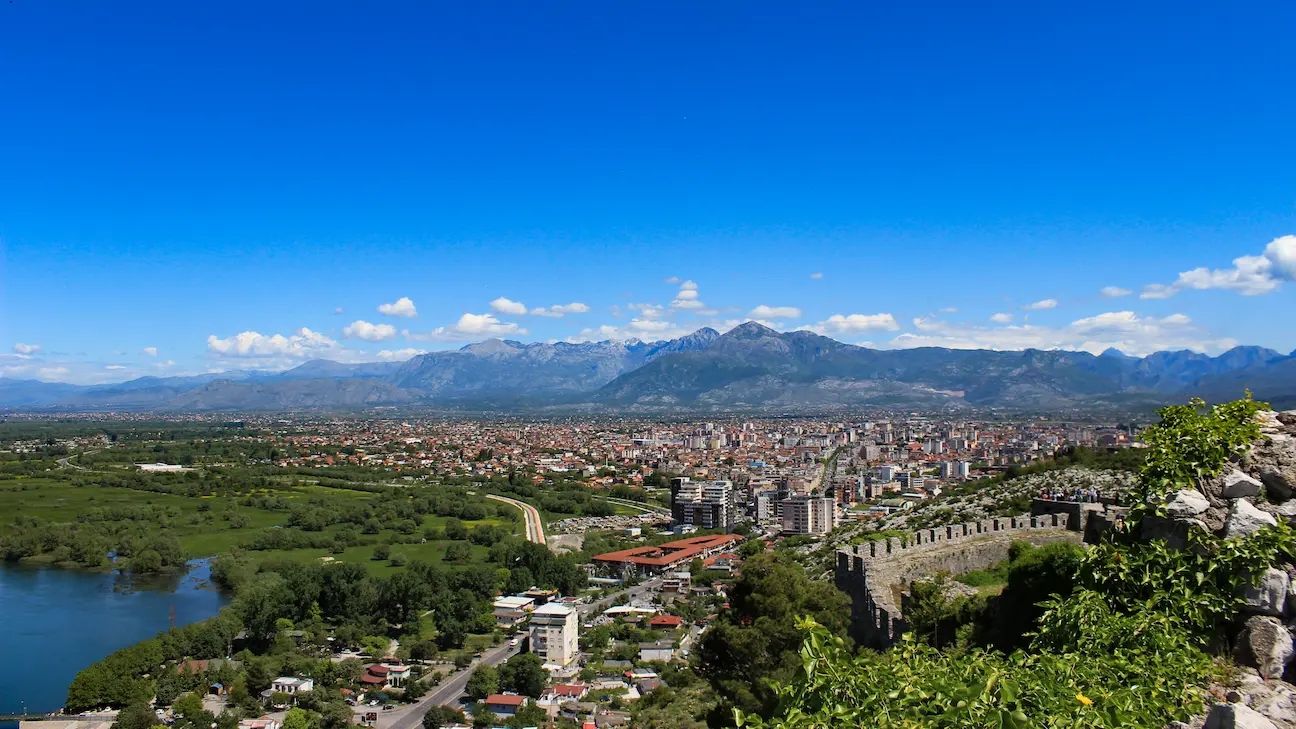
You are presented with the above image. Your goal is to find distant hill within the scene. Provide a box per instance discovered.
[1,323,1291,412]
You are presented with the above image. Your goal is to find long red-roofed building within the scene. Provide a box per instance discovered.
[592,534,743,575]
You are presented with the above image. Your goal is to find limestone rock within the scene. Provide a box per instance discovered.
[1141,514,1207,550]
[1237,616,1295,680]
[1205,702,1280,729]
[1245,568,1291,616]
[1259,501,1296,527]
[1168,489,1213,517]
[1278,411,1296,429]
[1202,506,1230,534]
[1247,433,1296,503]
[1228,499,1279,539]
[1253,683,1296,726]
[1224,471,1266,499]
[1260,411,1286,435]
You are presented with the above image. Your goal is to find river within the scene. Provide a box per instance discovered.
[0,560,228,726]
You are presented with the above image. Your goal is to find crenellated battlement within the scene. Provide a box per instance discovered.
[834,513,1076,650]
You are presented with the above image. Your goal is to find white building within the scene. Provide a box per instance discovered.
[271,677,314,695]
[530,602,579,667]
[779,495,837,536]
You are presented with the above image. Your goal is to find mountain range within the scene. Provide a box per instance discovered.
[3,322,1293,412]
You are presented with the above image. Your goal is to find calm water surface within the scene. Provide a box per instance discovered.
[0,560,227,723]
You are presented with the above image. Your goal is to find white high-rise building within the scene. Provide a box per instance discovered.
[779,494,837,535]
[529,603,579,667]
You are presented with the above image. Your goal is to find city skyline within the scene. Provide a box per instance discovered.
[2,2,1295,384]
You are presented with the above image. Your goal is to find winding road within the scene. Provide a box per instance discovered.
[486,494,546,545]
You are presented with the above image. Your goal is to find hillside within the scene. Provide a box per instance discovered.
[2,323,1293,412]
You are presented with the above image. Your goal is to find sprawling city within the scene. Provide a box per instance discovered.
[4,2,1296,729]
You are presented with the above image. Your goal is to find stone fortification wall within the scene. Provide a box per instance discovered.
[835,513,1076,649]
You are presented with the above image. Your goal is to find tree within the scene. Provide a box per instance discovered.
[465,665,498,700]
[422,706,466,729]
[498,653,547,698]
[282,708,309,729]
[111,704,159,729]
[470,704,496,729]
[374,544,392,561]
[444,518,469,541]
[696,551,849,721]
[404,679,428,700]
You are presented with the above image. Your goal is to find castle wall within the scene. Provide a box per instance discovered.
[834,514,1076,649]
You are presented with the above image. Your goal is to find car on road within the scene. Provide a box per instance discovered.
[509,638,519,646]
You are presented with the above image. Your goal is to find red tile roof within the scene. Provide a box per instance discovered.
[648,615,683,628]
[593,534,743,568]
[486,694,526,706]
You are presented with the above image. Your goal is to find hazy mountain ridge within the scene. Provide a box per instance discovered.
[1,324,1291,412]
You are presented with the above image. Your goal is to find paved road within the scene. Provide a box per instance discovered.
[579,575,665,619]
[380,642,520,729]
[56,451,96,470]
[486,494,546,545]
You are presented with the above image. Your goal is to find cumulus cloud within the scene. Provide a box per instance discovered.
[749,305,802,319]
[802,313,900,335]
[809,272,824,279]
[1141,235,1296,299]
[1022,299,1058,311]
[568,325,625,343]
[990,313,1014,324]
[887,311,1234,356]
[342,320,398,341]
[376,348,426,361]
[207,328,340,358]
[628,303,666,319]
[529,302,590,317]
[490,297,529,316]
[404,313,527,342]
[13,342,40,354]
[378,297,418,318]
[1100,286,1132,298]
[670,280,707,310]
[663,276,681,284]
[142,346,158,356]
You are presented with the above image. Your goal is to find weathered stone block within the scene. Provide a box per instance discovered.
[1204,702,1279,729]
[1223,470,1265,499]
[1244,568,1291,616]
[1166,488,1211,517]
[1236,616,1295,680]
[1227,498,1279,539]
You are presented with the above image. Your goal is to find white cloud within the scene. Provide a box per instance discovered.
[334,307,344,315]
[342,320,398,342]
[377,297,418,318]
[990,313,1014,324]
[663,276,681,284]
[939,307,959,313]
[376,348,426,361]
[404,313,527,342]
[105,365,126,370]
[628,318,675,332]
[207,328,340,358]
[1022,299,1058,311]
[803,313,900,334]
[749,305,802,319]
[156,360,176,368]
[529,302,590,317]
[1141,235,1296,299]
[1100,286,1132,298]
[809,272,824,280]
[568,325,625,343]
[490,297,529,316]
[628,303,666,319]
[38,366,70,379]
[670,280,707,310]
[13,342,40,354]
[886,311,1234,356]
[142,346,158,356]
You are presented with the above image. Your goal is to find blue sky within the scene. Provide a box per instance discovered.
[1,1,1294,384]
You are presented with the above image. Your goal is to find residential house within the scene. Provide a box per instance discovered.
[484,693,527,717]
[638,641,675,663]
[270,677,314,695]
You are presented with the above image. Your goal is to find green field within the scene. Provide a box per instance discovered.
[0,475,518,576]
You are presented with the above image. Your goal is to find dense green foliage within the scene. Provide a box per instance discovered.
[696,551,850,721]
